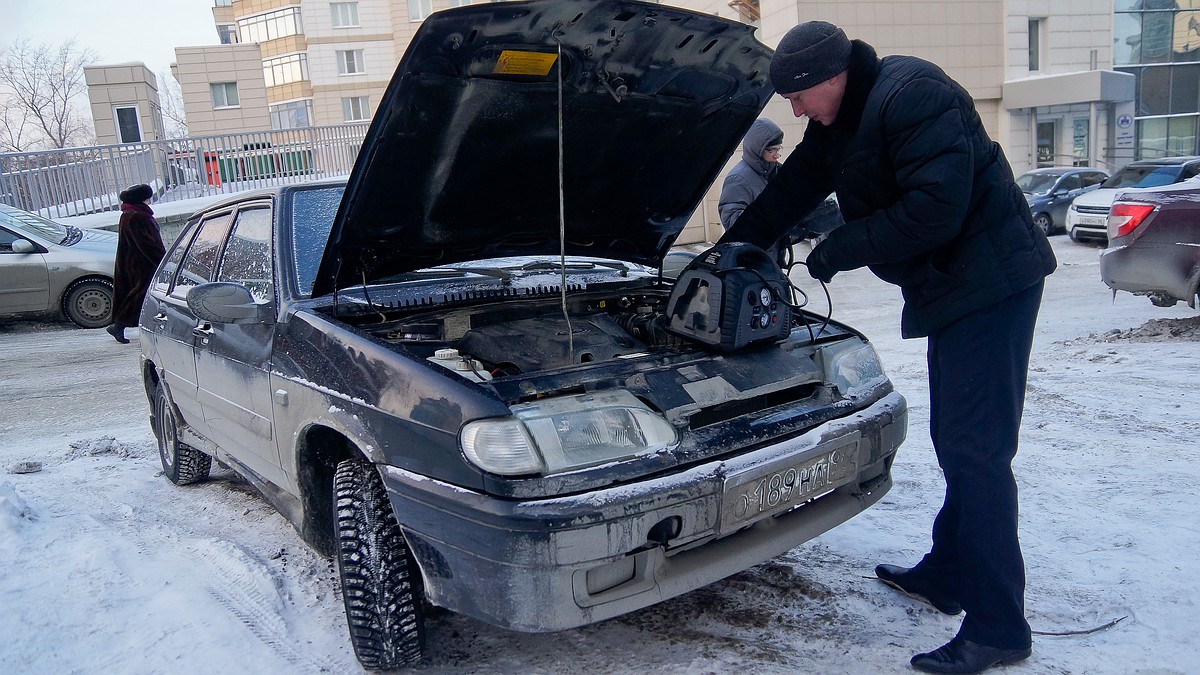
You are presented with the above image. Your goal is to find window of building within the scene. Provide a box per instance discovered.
[214,0,233,6]
[263,53,309,87]
[1072,118,1089,164]
[114,106,142,143]
[210,82,240,108]
[217,24,238,45]
[270,99,314,129]
[449,0,472,6]
[238,7,303,44]
[1036,120,1056,166]
[331,2,359,27]
[1028,18,1044,72]
[1138,65,1171,115]
[409,0,432,21]
[1171,64,1200,114]
[337,49,365,75]
[342,96,370,121]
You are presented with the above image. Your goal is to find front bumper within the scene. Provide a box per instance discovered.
[380,390,906,632]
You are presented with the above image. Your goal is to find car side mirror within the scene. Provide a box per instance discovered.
[186,282,273,324]
[11,239,35,253]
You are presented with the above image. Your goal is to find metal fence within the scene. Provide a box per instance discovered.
[0,123,370,219]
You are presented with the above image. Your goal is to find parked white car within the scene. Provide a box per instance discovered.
[1066,156,1200,243]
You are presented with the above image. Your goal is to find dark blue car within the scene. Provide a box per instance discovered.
[1016,167,1109,235]
[135,2,907,669]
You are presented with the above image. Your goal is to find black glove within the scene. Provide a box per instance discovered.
[805,244,836,283]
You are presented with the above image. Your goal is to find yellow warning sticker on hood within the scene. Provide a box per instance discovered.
[494,50,558,76]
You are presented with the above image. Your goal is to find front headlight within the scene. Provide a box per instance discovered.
[817,338,888,398]
[460,390,678,476]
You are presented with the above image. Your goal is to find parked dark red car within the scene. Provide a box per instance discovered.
[1100,179,1200,307]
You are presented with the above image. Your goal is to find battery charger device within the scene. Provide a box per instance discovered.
[664,242,793,351]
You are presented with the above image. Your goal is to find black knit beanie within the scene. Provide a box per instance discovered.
[770,21,853,95]
[119,184,153,204]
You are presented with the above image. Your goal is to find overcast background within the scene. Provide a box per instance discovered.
[0,0,217,75]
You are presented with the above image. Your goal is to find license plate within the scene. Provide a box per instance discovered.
[718,440,859,533]
[1078,216,1105,226]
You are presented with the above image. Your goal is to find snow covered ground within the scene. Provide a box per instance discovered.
[1,235,1197,674]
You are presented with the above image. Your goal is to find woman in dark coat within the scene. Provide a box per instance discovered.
[106,184,165,343]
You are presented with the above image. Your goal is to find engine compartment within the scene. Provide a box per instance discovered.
[374,290,686,378]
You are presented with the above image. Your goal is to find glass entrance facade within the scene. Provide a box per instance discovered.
[1114,0,1200,158]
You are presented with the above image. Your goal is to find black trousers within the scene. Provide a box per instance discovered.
[916,280,1043,650]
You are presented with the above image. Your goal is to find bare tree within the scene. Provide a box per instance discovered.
[157,68,189,139]
[0,38,97,151]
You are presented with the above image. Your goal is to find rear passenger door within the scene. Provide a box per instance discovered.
[145,212,233,428]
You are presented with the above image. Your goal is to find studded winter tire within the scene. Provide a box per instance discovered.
[152,381,211,485]
[334,458,425,670]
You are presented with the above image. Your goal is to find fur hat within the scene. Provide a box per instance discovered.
[119,184,153,204]
[770,21,853,95]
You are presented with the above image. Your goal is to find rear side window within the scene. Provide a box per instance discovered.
[170,212,234,299]
[1083,172,1107,187]
[1059,175,1083,191]
[153,220,199,292]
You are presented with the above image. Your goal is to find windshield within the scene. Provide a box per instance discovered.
[1016,172,1061,194]
[0,203,71,244]
[1101,165,1184,190]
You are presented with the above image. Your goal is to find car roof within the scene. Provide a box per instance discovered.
[188,179,348,215]
[1124,155,1200,167]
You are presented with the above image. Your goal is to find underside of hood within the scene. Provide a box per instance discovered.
[313,0,773,297]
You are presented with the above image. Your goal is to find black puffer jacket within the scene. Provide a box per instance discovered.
[723,41,1057,338]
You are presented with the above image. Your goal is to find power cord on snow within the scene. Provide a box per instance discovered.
[861,574,1129,637]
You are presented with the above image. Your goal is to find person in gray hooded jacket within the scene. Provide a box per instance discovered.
[718,117,784,231]
[719,118,842,262]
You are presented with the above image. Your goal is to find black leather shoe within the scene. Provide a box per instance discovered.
[911,636,1032,674]
[875,564,962,615]
[105,324,130,344]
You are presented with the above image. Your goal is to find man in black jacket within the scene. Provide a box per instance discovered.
[721,22,1057,674]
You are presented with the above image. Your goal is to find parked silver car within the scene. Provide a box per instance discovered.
[0,203,117,327]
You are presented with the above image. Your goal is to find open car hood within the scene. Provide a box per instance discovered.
[313,0,773,296]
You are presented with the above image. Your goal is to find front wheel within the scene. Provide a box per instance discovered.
[334,459,425,670]
[152,381,211,485]
[62,278,113,328]
[1033,212,1054,236]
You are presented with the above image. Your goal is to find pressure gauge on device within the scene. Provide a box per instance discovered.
[759,287,772,306]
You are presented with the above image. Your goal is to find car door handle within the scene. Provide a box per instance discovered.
[192,323,214,338]
[153,312,168,323]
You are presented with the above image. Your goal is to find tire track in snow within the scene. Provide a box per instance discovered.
[190,539,350,674]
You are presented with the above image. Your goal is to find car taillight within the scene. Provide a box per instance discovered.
[1107,202,1155,239]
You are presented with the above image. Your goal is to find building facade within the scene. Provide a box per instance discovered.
[1113,0,1200,159]
[84,64,166,145]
